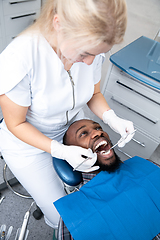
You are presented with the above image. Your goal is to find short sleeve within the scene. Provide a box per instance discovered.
[5,75,31,107]
[0,36,32,95]
[93,53,105,85]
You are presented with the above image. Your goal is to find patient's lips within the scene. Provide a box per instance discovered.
[94,140,111,156]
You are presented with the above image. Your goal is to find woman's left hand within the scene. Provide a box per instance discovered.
[103,109,135,147]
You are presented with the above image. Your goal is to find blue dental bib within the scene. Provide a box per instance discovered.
[54,157,160,240]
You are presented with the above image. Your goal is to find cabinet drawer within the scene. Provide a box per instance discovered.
[105,65,160,103]
[119,129,159,159]
[104,68,160,120]
[4,10,40,36]
[3,0,41,16]
[104,91,160,141]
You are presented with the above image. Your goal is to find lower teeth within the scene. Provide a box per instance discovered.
[101,150,110,155]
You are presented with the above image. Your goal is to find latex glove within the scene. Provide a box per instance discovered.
[51,140,99,172]
[103,109,135,147]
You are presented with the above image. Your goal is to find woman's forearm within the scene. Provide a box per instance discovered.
[11,121,52,153]
[87,81,111,119]
[0,94,52,153]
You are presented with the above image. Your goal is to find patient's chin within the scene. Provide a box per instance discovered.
[98,153,121,173]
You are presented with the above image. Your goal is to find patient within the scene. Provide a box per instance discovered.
[63,119,122,173]
[56,119,160,240]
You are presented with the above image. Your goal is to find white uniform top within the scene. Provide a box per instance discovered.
[0,33,104,155]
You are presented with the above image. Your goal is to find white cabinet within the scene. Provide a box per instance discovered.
[94,63,160,161]
[0,0,41,52]
[0,0,4,52]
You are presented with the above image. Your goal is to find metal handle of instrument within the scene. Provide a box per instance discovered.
[132,138,145,147]
[111,96,158,124]
[116,80,160,105]
[116,148,132,158]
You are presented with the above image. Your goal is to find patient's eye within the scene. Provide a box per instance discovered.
[79,131,88,137]
[95,126,102,131]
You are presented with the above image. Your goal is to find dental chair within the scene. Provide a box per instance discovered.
[52,157,83,240]
[52,157,83,194]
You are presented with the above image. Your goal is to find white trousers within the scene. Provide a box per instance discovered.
[0,146,66,229]
[0,110,86,229]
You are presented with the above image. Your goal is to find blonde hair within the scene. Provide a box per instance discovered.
[33,0,127,48]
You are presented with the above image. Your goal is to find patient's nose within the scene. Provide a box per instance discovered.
[91,129,102,139]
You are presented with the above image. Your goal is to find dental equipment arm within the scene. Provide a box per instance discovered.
[18,201,35,240]
[51,140,99,172]
[18,211,29,240]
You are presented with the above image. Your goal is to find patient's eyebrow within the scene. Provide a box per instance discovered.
[92,122,99,125]
[76,122,100,134]
[76,125,86,134]
[92,122,101,128]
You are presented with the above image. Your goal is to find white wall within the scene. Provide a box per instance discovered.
[39,0,160,88]
[101,0,160,87]
[99,0,160,162]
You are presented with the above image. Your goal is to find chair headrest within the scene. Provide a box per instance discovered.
[52,157,83,186]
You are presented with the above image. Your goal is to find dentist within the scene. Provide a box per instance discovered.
[0,0,134,229]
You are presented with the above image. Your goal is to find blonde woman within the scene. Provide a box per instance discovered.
[0,0,134,229]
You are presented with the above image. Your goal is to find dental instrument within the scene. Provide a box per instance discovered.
[0,195,5,204]
[105,129,137,154]
[0,225,6,240]
[73,156,92,171]
[1,231,5,240]
[15,201,35,240]
[73,130,136,171]
[5,227,13,240]
[0,225,13,240]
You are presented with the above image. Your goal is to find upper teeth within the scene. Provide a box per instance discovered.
[95,140,108,150]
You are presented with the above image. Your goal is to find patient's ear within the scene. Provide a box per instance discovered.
[53,14,60,32]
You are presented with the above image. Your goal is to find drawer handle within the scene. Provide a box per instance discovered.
[111,96,158,124]
[132,138,145,147]
[11,12,36,20]
[116,80,160,105]
[119,70,160,93]
[117,148,132,158]
[10,0,35,4]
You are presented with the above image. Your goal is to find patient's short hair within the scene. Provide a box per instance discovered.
[63,121,76,145]
[63,131,68,145]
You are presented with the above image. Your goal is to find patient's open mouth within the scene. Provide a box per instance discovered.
[94,140,111,156]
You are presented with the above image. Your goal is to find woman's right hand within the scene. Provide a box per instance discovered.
[51,140,99,172]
